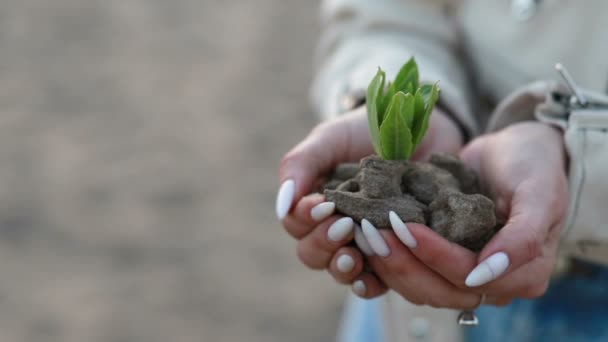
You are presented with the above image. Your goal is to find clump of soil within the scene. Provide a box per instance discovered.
[323,154,500,252]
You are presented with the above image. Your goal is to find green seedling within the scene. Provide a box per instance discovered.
[366,58,440,160]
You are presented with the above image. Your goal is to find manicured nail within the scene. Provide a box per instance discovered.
[311,202,335,222]
[275,179,295,220]
[352,280,366,297]
[389,211,417,248]
[465,252,510,287]
[354,223,374,256]
[327,217,354,242]
[336,254,355,273]
[361,219,390,257]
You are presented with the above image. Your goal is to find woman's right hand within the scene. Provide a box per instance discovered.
[277,106,463,297]
[277,107,388,297]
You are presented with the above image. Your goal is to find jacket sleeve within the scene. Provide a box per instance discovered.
[310,0,478,137]
[487,81,608,266]
[558,92,608,265]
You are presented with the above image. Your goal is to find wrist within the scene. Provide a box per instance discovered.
[435,103,470,143]
[502,121,568,167]
[433,108,465,147]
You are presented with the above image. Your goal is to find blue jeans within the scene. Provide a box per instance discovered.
[339,260,608,342]
[466,260,608,342]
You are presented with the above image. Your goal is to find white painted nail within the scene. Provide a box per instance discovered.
[465,252,510,287]
[361,219,390,257]
[336,254,355,273]
[354,223,375,256]
[352,280,366,297]
[275,179,295,220]
[389,211,417,248]
[311,202,335,222]
[327,217,354,242]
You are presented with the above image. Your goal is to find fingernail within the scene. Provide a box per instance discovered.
[352,280,366,297]
[275,179,295,220]
[311,202,335,222]
[361,219,390,257]
[327,217,354,242]
[354,223,375,256]
[336,254,355,273]
[389,211,417,248]
[465,252,510,287]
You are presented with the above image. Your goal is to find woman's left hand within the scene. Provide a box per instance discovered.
[362,122,568,307]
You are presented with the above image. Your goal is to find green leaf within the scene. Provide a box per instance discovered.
[366,69,386,155]
[414,89,426,122]
[411,83,440,146]
[379,92,414,160]
[380,58,419,118]
[402,92,415,128]
[392,57,419,95]
[379,82,394,121]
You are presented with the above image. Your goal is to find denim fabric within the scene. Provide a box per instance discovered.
[338,261,608,342]
[337,294,386,342]
[465,261,608,342]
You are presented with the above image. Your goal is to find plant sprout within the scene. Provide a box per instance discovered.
[366,58,440,160]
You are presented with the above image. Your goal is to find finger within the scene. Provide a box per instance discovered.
[364,225,482,309]
[296,216,355,269]
[353,223,375,257]
[390,212,551,300]
[352,273,388,299]
[328,247,365,284]
[282,216,312,240]
[484,296,513,307]
[276,109,373,220]
[476,263,552,300]
[458,136,486,179]
[388,212,477,288]
[470,222,562,298]
[283,193,334,239]
[464,181,558,288]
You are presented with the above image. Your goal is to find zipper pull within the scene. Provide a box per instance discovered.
[555,63,588,108]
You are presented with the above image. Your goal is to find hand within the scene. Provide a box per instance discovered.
[458,122,568,299]
[276,106,464,297]
[366,122,568,307]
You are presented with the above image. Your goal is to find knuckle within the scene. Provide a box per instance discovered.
[279,149,303,171]
[282,220,305,239]
[523,228,544,262]
[296,242,324,270]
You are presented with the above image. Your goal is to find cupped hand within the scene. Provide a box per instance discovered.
[458,122,568,298]
[367,122,568,307]
[276,106,463,296]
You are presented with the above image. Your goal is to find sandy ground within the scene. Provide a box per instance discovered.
[0,1,347,341]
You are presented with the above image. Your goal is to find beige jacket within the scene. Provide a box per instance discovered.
[312,1,608,341]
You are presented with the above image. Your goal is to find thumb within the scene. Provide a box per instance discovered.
[463,181,557,287]
[458,135,488,176]
[276,108,373,220]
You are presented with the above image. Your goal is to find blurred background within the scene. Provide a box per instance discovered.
[0,1,346,341]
